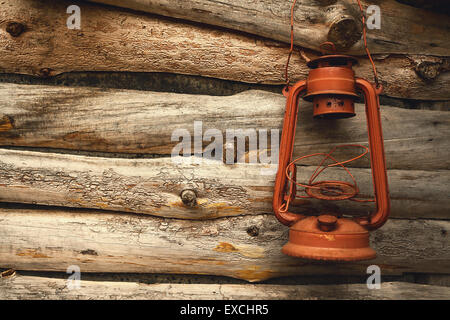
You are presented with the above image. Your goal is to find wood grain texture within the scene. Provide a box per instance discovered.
[0,84,448,170]
[86,0,450,56]
[1,275,449,299]
[0,149,448,219]
[0,208,449,281]
[0,0,448,100]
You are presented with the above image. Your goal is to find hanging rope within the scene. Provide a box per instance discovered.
[356,0,380,87]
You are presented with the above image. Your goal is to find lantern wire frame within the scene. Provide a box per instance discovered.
[279,144,376,214]
[280,0,380,214]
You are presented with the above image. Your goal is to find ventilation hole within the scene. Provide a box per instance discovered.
[327,102,332,107]
[338,101,344,106]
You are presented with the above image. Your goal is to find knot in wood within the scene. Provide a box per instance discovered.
[415,61,442,81]
[327,17,362,50]
[6,22,25,37]
[246,226,260,237]
[0,115,14,131]
[181,189,197,207]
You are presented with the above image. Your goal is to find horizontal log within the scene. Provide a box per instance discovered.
[1,275,449,300]
[86,0,450,56]
[1,208,449,281]
[0,149,448,219]
[1,84,448,170]
[0,0,448,100]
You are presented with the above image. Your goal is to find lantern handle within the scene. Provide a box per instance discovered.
[355,78,390,230]
[273,80,307,226]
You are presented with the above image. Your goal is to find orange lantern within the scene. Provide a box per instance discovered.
[272,43,390,261]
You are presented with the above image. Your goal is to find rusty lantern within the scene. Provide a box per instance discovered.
[272,47,390,261]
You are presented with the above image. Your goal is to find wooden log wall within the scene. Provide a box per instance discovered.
[0,0,449,100]
[0,0,449,298]
[86,0,449,56]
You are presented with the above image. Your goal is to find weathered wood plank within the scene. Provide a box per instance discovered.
[1,275,449,300]
[1,84,448,170]
[86,0,450,57]
[0,0,448,100]
[0,149,448,220]
[0,208,449,281]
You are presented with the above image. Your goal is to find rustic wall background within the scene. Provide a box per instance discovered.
[0,0,449,299]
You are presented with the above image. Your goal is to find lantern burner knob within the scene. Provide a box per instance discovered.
[317,214,338,232]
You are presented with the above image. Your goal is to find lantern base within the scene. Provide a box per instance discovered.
[282,243,376,261]
[282,215,376,261]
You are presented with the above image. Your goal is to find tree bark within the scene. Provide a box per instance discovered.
[0,0,448,100]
